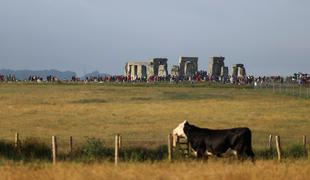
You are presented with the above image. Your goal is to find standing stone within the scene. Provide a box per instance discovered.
[147,65,154,78]
[178,57,198,78]
[208,56,226,80]
[171,65,180,77]
[221,66,229,78]
[232,65,238,77]
[232,64,246,78]
[158,65,168,77]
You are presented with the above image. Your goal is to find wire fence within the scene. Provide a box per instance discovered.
[0,134,167,154]
[0,136,309,164]
[255,82,310,99]
[1,133,308,153]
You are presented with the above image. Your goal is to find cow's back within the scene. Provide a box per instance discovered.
[195,127,252,151]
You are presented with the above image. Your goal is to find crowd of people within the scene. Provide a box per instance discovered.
[293,73,309,85]
[76,72,266,85]
[0,74,16,81]
[28,75,43,82]
[0,72,309,85]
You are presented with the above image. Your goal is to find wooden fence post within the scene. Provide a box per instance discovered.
[115,134,119,166]
[275,136,282,162]
[52,136,57,164]
[168,133,173,162]
[118,135,122,149]
[187,141,190,157]
[69,136,73,154]
[303,135,307,151]
[268,134,273,150]
[14,132,20,148]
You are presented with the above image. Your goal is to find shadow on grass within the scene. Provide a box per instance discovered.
[130,97,153,101]
[71,98,107,104]
[162,91,231,100]
[0,138,51,162]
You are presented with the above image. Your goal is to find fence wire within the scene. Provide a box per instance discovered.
[255,82,310,99]
[1,133,308,151]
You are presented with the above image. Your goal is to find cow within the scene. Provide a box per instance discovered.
[172,120,255,162]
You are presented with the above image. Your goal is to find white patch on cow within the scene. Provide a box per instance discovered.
[192,150,212,157]
[206,151,213,156]
[221,148,238,157]
[200,148,238,157]
[173,120,187,138]
[172,120,188,147]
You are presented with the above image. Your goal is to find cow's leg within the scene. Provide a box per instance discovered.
[229,149,239,159]
[196,148,204,158]
[245,146,255,163]
[216,153,223,158]
[235,144,255,163]
[197,147,207,161]
[232,144,244,161]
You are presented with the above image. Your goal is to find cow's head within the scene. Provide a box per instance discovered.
[172,120,188,147]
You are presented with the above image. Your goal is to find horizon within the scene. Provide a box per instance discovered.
[0,65,306,77]
[1,0,309,76]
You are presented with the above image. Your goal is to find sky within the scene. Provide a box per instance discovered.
[0,0,309,76]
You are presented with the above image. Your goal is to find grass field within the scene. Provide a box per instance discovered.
[0,83,309,146]
[0,83,309,179]
[1,160,310,180]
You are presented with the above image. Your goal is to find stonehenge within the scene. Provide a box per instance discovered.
[125,58,168,80]
[125,56,247,81]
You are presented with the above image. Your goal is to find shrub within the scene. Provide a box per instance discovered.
[80,138,113,161]
[254,148,277,160]
[121,145,167,162]
[284,144,306,159]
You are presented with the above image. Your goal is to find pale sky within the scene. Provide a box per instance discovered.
[0,0,309,76]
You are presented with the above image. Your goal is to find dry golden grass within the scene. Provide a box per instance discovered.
[0,160,309,180]
[0,83,310,179]
[0,83,310,148]
[0,83,309,148]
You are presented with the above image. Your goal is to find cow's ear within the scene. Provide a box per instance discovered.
[184,120,189,125]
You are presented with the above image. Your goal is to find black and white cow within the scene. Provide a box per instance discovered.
[173,120,255,161]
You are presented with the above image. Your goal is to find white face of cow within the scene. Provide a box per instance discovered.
[172,120,188,147]
[173,120,187,138]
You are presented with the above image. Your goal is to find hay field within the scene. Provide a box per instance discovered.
[1,160,310,180]
[0,83,310,179]
[0,83,309,147]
